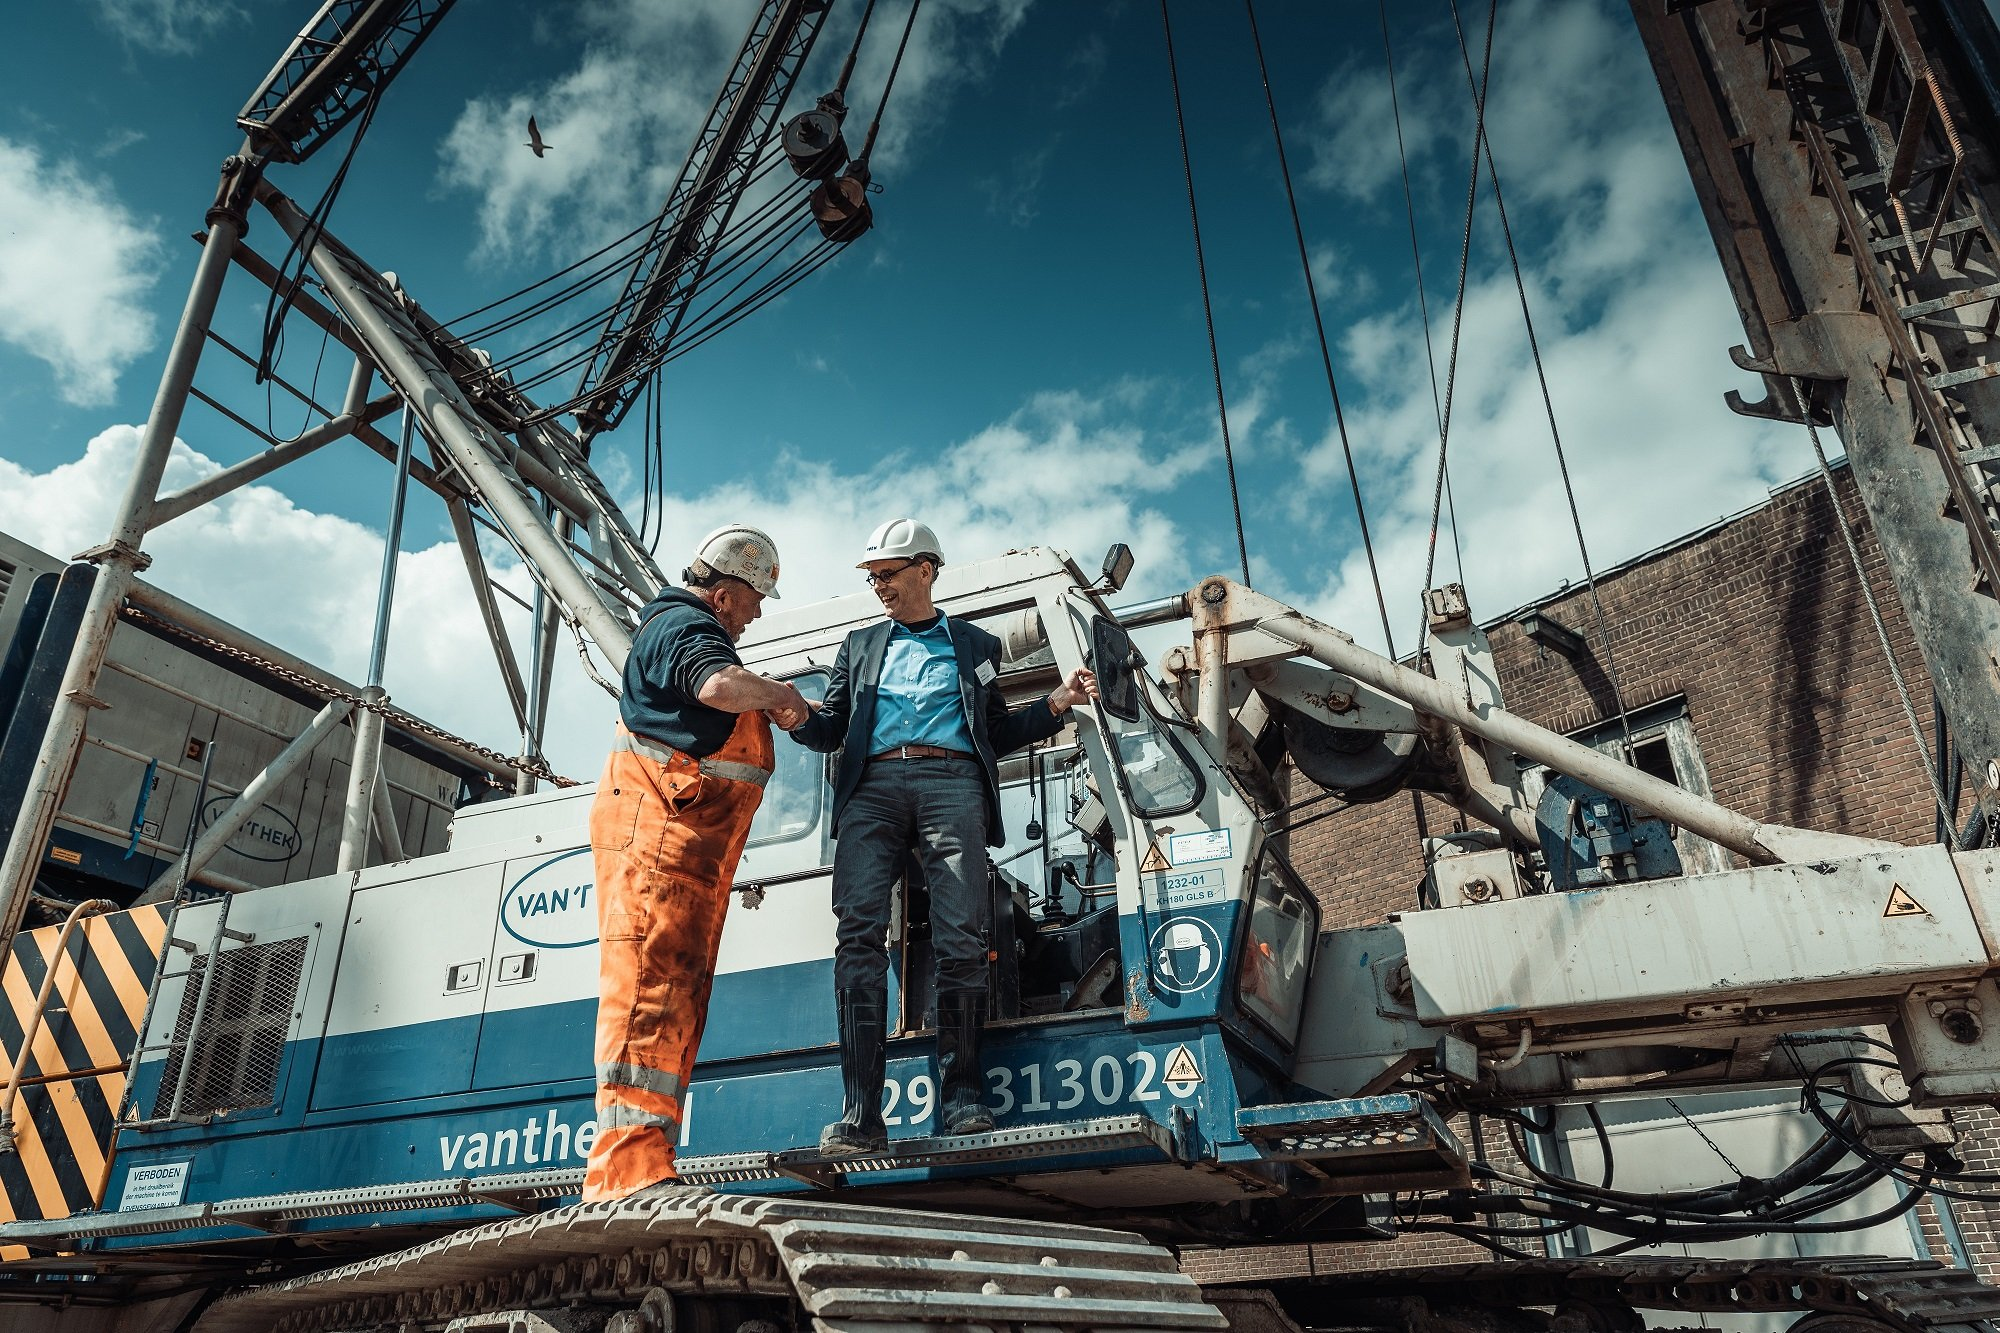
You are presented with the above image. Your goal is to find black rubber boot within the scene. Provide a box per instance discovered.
[818,987,889,1157]
[935,989,994,1135]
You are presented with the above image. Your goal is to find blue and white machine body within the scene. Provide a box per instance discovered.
[101,550,1367,1248]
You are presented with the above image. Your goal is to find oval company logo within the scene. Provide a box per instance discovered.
[501,848,598,949]
[202,796,301,864]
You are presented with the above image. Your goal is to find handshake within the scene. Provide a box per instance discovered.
[765,679,816,732]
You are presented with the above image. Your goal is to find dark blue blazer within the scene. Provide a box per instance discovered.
[790,615,1065,847]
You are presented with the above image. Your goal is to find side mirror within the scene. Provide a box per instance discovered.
[1099,543,1135,593]
[1091,617,1142,722]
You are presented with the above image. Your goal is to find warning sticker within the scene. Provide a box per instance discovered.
[119,1160,190,1211]
[1137,839,1172,874]
[1885,883,1928,918]
[1168,828,1232,866]
[47,845,81,866]
[1163,1044,1202,1095]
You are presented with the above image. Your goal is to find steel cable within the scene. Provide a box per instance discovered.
[1446,0,1637,757]
[1244,0,1391,651]
[442,208,668,334]
[498,206,815,398]
[1416,0,1493,647]
[1790,378,1965,848]
[523,221,832,415]
[259,89,382,386]
[1381,2,1466,592]
[1161,0,1252,586]
[656,234,840,368]
[489,164,810,382]
[853,0,924,171]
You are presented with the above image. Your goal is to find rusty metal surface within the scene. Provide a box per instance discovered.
[191,1191,1224,1333]
[1631,0,2000,779]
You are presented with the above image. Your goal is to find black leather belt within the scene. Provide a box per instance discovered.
[870,744,974,761]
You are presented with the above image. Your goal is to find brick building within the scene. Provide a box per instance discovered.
[1187,463,2000,1283]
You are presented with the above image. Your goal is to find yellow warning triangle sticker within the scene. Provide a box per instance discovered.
[1885,883,1928,918]
[1163,1045,1201,1086]
[1138,839,1172,874]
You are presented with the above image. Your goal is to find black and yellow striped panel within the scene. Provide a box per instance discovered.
[0,906,167,1257]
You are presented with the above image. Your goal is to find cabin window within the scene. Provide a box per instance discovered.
[746,671,829,849]
[994,739,1116,918]
[1089,618,1203,818]
[1236,850,1317,1045]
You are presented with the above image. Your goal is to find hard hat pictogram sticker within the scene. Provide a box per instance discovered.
[1884,883,1928,918]
[1163,1044,1202,1095]
[1138,838,1172,875]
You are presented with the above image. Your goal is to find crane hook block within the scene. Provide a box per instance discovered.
[784,108,850,181]
[810,173,874,242]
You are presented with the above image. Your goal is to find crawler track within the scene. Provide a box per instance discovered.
[193,1188,1228,1333]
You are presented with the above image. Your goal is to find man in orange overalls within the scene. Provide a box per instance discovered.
[582,525,809,1201]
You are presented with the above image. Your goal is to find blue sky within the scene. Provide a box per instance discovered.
[2,0,1809,776]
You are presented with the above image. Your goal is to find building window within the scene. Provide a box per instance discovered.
[1518,696,1729,877]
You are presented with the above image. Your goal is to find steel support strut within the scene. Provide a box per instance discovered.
[0,152,260,946]
[1202,581,1892,865]
[339,409,417,873]
[149,359,393,527]
[259,187,639,672]
[139,696,355,903]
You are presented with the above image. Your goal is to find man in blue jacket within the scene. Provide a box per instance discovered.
[789,519,1096,1153]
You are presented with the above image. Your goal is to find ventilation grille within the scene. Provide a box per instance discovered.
[153,937,306,1119]
[0,556,15,607]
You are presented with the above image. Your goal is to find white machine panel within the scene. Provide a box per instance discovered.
[1400,847,1988,1024]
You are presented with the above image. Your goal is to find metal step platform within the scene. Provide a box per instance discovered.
[764,1113,1182,1186]
[1235,1093,1468,1192]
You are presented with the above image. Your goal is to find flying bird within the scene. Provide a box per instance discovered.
[525,116,551,158]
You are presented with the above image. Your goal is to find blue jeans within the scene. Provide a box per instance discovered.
[831,755,989,996]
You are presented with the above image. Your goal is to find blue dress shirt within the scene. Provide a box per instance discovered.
[868,615,976,754]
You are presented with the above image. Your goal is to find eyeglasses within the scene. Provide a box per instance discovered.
[864,559,922,587]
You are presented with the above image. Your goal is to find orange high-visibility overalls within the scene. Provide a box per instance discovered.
[581,712,773,1200]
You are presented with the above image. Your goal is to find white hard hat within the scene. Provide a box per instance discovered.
[687,523,782,598]
[857,518,943,568]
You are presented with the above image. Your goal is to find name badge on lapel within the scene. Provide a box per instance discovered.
[974,660,997,686]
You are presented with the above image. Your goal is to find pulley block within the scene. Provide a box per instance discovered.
[783,107,849,180]
[1283,708,1420,804]
[810,172,874,242]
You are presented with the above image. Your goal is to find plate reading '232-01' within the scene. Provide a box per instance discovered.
[1150,865,1227,908]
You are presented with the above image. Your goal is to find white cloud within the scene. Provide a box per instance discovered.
[640,384,1214,610]
[978,138,1058,229]
[437,0,1033,261]
[97,129,147,159]
[0,426,562,767]
[1287,0,1800,655]
[1309,0,1654,214]
[834,0,1033,172]
[0,138,162,407]
[0,383,1204,780]
[91,0,245,54]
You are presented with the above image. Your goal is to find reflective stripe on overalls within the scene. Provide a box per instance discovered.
[581,713,773,1201]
